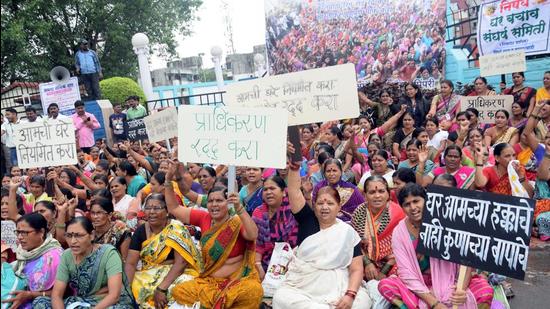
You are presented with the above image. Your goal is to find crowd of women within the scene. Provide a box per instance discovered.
[0,70,549,309]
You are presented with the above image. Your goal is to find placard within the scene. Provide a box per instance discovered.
[14,119,78,169]
[178,105,288,168]
[479,50,526,77]
[143,107,178,143]
[39,77,82,116]
[460,95,514,124]
[127,117,149,142]
[477,0,550,56]
[1,221,17,251]
[417,185,534,280]
[224,63,359,125]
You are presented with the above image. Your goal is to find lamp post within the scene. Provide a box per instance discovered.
[211,46,224,91]
[131,33,154,102]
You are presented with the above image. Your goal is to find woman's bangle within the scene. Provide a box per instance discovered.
[164,181,173,188]
[363,256,371,266]
[55,223,66,229]
[476,163,484,167]
[519,177,526,183]
[431,300,440,309]
[345,290,357,300]
[156,286,168,294]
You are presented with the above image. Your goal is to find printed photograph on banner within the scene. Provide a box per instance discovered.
[477,0,550,56]
[178,105,288,168]
[417,185,535,280]
[265,0,447,88]
[14,120,78,169]
[225,63,359,125]
[39,77,82,116]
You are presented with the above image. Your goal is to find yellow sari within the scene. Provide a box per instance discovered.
[131,220,202,309]
[172,215,263,309]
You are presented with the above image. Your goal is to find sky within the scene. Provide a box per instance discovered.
[151,0,267,69]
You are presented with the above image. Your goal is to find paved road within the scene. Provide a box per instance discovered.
[509,238,550,308]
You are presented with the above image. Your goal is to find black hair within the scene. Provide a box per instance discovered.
[317,143,335,157]
[474,76,488,85]
[404,82,423,100]
[29,175,46,187]
[424,117,439,127]
[17,213,49,240]
[1,188,24,216]
[110,176,128,187]
[265,175,286,191]
[91,197,114,213]
[456,111,471,121]
[151,172,166,185]
[200,166,217,178]
[34,200,57,215]
[117,160,137,176]
[47,103,59,112]
[215,176,228,187]
[511,72,525,78]
[5,107,17,114]
[398,183,428,206]
[329,126,343,140]
[322,158,343,175]
[74,100,85,108]
[466,108,479,117]
[467,128,483,140]
[441,79,454,90]
[433,173,458,187]
[406,138,420,149]
[25,106,37,113]
[96,160,110,172]
[92,174,109,185]
[146,193,166,209]
[495,109,510,119]
[60,168,77,187]
[363,175,390,194]
[398,111,416,127]
[207,186,228,199]
[91,188,113,200]
[66,216,94,234]
[317,151,333,166]
[493,143,512,158]
[302,124,314,134]
[444,144,463,158]
[368,149,391,170]
[393,168,416,184]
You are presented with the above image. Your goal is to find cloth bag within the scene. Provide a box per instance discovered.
[261,242,293,297]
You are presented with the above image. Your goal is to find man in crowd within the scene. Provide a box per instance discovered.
[109,104,127,143]
[75,38,103,100]
[0,108,20,167]
[71,100,100,153]
[23,106,43,123]
[46,103,71,122]
[125,95,147,120]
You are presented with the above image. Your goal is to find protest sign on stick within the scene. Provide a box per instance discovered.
[479,50,526,77]
[460,95,514,124]
[178,105,288,168]
[1,221,17,251]
[143,107,178,143]
[14,120,78,169]
[127,117,149,142]
[224,63,359,125]
[39,77,81,116]
[417,185,535,280]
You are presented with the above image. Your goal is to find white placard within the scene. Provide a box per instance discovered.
[39,77,82,116]
[460,95,514,124]
[143,107,178,143]
[14,119,78,169]
[479,50,526,77]
[178,105,288,168]
[224,63,359,125]
[1,221,17,251]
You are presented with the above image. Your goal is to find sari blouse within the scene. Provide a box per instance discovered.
[482,167,512,195]
[503,86,536,110]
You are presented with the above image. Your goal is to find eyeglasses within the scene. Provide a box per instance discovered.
[64,233,88,240]
[90,211,109,217]
[15,230,36,237]
[143,207,166,212]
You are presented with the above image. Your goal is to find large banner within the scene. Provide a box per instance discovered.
[39,77,82,116]
[417,185,535,280]
[225,64,359,125]
[265,0,447,87]
[178,105,288,168]
[14,120,77,169]
[477,0,550,56]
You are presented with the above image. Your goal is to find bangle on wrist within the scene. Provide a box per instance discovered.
[519,177,526,183]
[345,290,357,300]
[156,286,168,294]
[476,163,484,167]
[431,300,440,309]
[55,223,66,229]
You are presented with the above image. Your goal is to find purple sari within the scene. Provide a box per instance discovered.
[312,180,365,222]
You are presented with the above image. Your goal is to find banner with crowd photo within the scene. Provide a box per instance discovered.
[264,0,447,88]
[477,0,550,56]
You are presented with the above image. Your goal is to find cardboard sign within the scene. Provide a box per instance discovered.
[39,77,82,116]
[14,119,78,169]
[417,185,535,280]
[143,107,178,143]
[126,117,149,142]
[224,63,359,125]
[479,50,526,77]
[1,221,17,251]
[178,105,288,168]
[460,95,514,124]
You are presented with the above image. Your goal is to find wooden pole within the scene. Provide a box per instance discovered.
[452,265,469,309]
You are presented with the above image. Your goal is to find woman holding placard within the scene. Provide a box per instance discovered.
[378,183,493,309]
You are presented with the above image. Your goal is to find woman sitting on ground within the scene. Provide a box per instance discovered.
[165,162,263,308]
[378,183,493,309]
[125,194,202,309]
[272,148,371,308]
[2,213,63,309]
[239,167,264,214]
[90,197,131,260]
[49,217,136,308]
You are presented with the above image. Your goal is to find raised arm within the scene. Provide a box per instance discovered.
[67,165,101,191]
[538,145,550,181]
[165,161,191,224]
[123,141,154,173]
[473,146,489,188]
[357,91,378,108]
[523,101,545,151]
[228,192,258,241]
[380,104,407,133]
[287,143,306,214]
[7,178,23,221]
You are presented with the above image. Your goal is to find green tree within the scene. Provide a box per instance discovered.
[1,0,202,86]
[100,77,145,105]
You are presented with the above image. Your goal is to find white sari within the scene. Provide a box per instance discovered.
[272,219,372,309]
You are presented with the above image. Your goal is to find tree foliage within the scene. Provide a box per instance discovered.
[1,0,202,86]
[100,77,146,105]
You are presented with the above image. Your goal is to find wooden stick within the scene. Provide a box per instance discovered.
[452,265,468,309]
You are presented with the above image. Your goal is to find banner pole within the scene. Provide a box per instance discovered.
[452,265,469,309]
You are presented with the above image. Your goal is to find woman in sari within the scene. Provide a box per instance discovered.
[239,167,263,214]
[378,184,493,309]
[484,110,519,146]
[419,145,476,189]
[462,128,490,168]
[352,176,405,282]
[474,143,533,197]
[125,194,201,309]
[467,77,496,96]
[509,102,528,129]
[1,213,63,309]
[429,80,461,122]
[165,162,263,309]
[393,111,420,161]
[50,217,135,308]
[503,72,536,116]
[359,150,396,191]
[398,139,434,176]
[301,124,315,160]
[312,158,365,222]
[89,197,131,259]
[272,148,371,309]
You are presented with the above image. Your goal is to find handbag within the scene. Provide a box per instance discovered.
[261,242,293,297]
